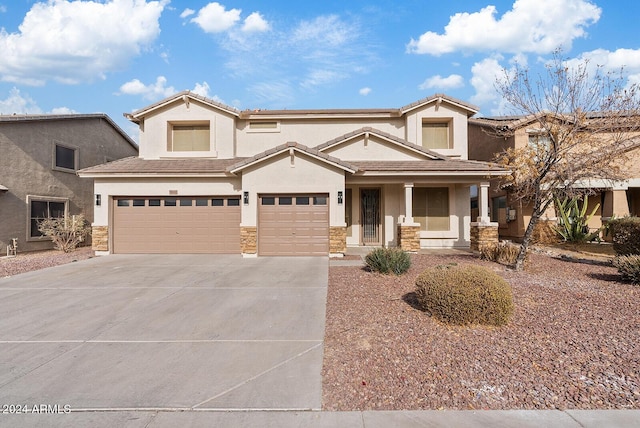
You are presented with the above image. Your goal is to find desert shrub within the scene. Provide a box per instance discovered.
[612,255,640,284]
[554,195,602,242]
[479,241,520,266]
[37,214,91,253]
[414,265,514,326]
[608,217,640,255]
[365,247,411,275]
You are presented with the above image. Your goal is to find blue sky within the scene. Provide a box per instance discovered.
[1,0,639,140]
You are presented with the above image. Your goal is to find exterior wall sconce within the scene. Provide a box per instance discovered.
[337,191,343,205]
[95,194,101,206]
[243,191,249,205]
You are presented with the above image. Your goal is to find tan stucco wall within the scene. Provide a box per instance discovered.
[322,135,426,161]
[0,118,137,253]
[405,103,470,159]
[239,151,346,227]
[138,99,236,159]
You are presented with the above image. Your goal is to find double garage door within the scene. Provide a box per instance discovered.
[113,197,240,254]
[113,194,329,255]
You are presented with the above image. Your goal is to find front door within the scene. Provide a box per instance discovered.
[361,188,381,245]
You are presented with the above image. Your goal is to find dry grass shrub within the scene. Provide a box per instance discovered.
[415,264,514,326]
[479,241,521,266]
[612,255,640,284]
[37,214,91,253]
[365,247,411,275]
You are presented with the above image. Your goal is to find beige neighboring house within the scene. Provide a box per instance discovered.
[78,92,507,257]
[469,115,640,241]
[0,114,138,255]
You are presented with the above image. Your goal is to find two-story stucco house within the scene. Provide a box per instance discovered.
[79,92,506,256]
[469,115,640,241]
[0,114,138,254]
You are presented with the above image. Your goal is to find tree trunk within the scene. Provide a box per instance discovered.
[514,210,542,271]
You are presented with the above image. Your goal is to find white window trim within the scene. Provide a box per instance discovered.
[26,195,69,242]
[52,141,79,173]
[247,121,281,133]
[414,185,458,239]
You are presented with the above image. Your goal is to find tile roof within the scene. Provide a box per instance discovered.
[314,127,445,160]
[125,90,240,121]
[228,141,359,173]
[350,159,508,175]
[400,94,480,115]
[78,156,244,176]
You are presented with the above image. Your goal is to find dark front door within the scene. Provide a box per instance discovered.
[361,188,381,245]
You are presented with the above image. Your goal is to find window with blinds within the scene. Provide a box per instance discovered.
[169,124,210,151]
[421,121,451,150]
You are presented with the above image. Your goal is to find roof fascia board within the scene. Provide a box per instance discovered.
[229,147,356,174]
[127,92,239,122]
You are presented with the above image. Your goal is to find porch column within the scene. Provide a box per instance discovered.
[477,182,491,224]
[404,183,414,223]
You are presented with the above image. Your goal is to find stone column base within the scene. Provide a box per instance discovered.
[92,225,108,252]
[329,226,347,255]
[240,227,257,255]
[470,222,499,252]
[397,223,420,252]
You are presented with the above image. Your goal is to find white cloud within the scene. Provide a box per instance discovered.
[469,57,505,108]
[180,8,195,19]
[359,87,372,96]
[242,12,269,33]
[0,88,74,115]
[407,0,601,56]
[0,5,7,14]
[418,74,464,90]
[191,82,225,103]
[118,76,176,100]
[191,2,241,33]
[0,0,167,85]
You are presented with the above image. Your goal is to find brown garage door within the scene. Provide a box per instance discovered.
[258,194,329,256]
[113,197,240,254]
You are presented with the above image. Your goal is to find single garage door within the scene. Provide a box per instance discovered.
[113,196,240,254]
[258,194,329,256]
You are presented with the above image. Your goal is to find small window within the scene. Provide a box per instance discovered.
[164,198,177,207]
[492,196,507,223]
[296,197,310,205]
[421,121,451,150]
[149,199,161,207]
[117,199,130,207]
[212,198,224,207]
[180,198,192,206]
[279,197,293,205]
[29,199,67,238]
[227,198,240,206]
[195,198,208,207]
[248,121,279,132]
[133,199,145,207]
[313,196,327,205]
[413,187,450,231]
[169,123,210,151]
[262,197,275,205]
[54,144,77,171]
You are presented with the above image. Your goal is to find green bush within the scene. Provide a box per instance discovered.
[609,217,640,255]
[479,241,520,266]
[365,247,411,275]
[415,265,514,326]
[612,255,640,284]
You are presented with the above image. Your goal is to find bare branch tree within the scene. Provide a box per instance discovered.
[492,49,640,270]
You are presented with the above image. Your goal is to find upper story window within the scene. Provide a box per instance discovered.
[53,143,78,172]
[248,121,280,133]
[421,120,452,150]
[168,122,210,151]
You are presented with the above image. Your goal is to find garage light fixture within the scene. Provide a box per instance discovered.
[95,194,101,206]
[337,191,343,205]
[243,191,249,205]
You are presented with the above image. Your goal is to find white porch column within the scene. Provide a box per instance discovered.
[478,182,491,224]
[404,183,414,223]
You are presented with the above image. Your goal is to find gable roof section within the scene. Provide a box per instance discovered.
[350,159,508,176]
[0,113,138,150]
[314,127,445,160]
[401,94,479,116]
[78,156,243,177]
[228,141,358,174]
[125,91,240,122]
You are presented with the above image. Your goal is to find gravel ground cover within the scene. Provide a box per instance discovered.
[322,250,640,411]
[0,247,94,277]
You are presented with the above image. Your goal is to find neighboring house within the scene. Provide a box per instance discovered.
[468,115,640,241]
[79,92,506,257]
[0,114,138,255]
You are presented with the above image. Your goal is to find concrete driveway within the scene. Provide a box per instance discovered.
[0,254,328,416]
